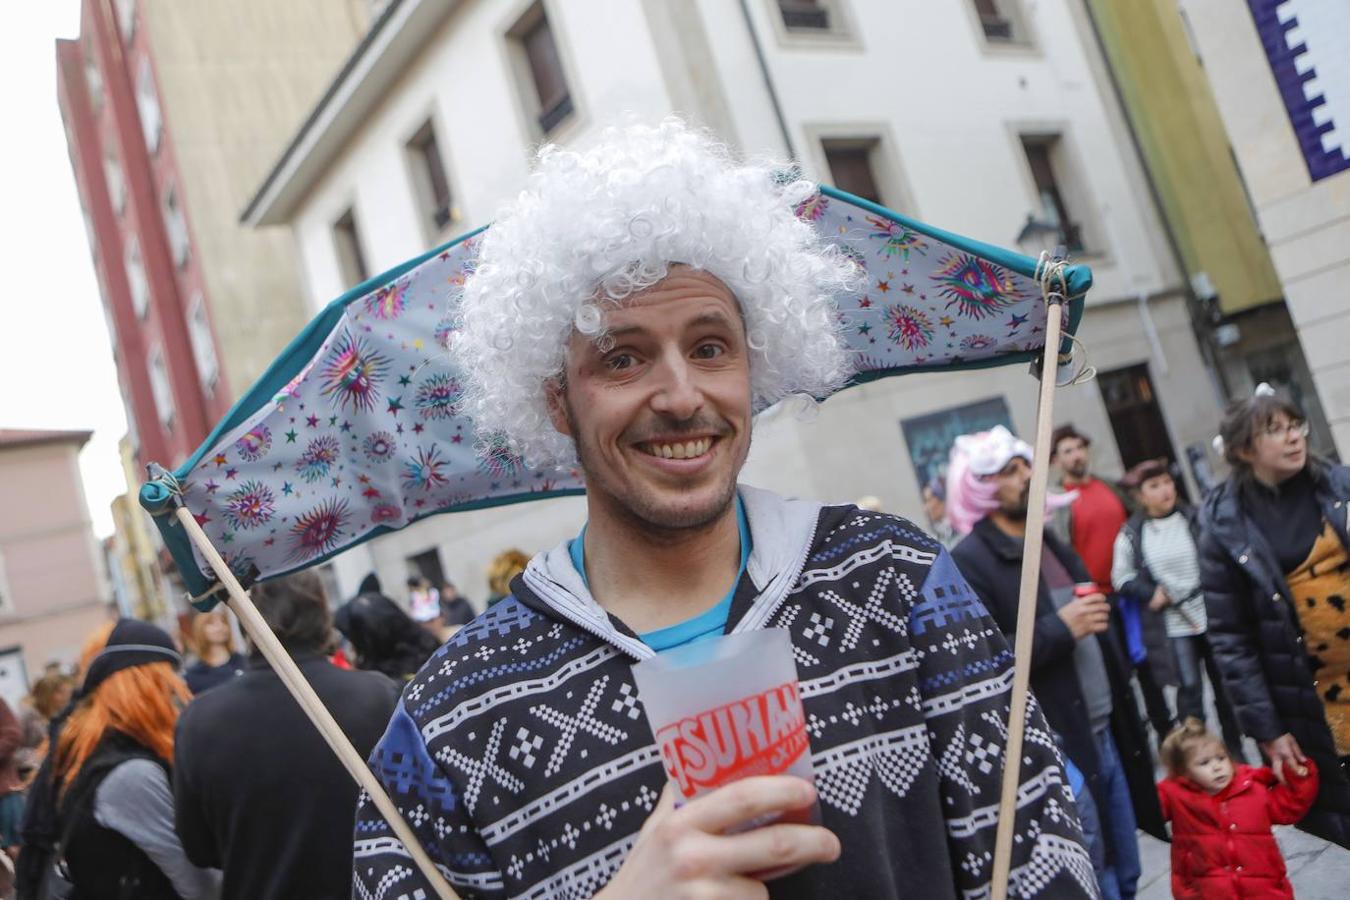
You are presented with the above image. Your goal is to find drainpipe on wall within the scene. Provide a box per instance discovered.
[737,0,798,161]
[1077,0,1232,403]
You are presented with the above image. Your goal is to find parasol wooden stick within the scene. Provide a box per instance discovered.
[989,262,1068,900]
[174,506,461,900]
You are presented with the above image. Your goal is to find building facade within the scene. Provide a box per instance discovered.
[243,0,1231,603]
[0,430,113,707]
[56,0,369,472]
[1179,0,1350,455]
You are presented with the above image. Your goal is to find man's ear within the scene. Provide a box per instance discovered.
[545,376,573,438]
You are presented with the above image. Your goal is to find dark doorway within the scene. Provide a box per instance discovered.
[1097,364,1188,500]
[407,548,446,588]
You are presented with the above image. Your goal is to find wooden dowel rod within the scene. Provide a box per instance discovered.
[174,507,460,900]
[989,299,1065,900]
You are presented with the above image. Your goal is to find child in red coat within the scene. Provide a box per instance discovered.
[1158,718,1319,899]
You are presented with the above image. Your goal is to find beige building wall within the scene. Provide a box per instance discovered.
[1179,0,1350,454]
[141,0,371,399]
[0,436,114,684]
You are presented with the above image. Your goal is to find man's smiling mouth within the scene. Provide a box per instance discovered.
[637,437,714,460]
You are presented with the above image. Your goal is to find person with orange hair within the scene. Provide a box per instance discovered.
[14,619,114,897]
[183,610,245,695]
[484,547,530,608]
[46,619,219,899]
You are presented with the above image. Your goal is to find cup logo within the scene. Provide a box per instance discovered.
[654,681,809,797]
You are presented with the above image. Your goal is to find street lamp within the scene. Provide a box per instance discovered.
[1014,214,1065,261]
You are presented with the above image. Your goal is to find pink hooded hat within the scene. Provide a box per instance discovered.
[944,426,1077,536]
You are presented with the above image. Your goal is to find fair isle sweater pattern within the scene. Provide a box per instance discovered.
[352,504,1095,899]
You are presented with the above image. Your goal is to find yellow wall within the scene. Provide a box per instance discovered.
[1086,0,1282,315]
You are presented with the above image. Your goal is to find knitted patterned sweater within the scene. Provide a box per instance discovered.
[352,487,1095,898]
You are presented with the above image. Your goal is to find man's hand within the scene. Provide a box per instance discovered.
[1058,592,1110,640]
[1148,585,1170,612]
[1260,733,1309,783]
[596,777,840,899]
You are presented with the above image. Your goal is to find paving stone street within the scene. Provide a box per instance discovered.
[1135,826,1350,899]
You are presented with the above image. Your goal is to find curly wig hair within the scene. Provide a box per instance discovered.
[452,118,860,467]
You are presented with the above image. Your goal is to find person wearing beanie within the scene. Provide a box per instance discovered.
[48,618,220,900]
[950,427,1163,900]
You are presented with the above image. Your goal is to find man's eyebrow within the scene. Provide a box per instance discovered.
[602,311,740,341]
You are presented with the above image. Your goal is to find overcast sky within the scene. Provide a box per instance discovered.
[0,3,126,538]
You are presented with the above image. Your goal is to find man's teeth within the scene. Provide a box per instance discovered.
[644,438,712,459]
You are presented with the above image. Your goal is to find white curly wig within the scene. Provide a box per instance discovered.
[453,118,860,468]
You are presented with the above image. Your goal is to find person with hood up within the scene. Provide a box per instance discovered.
[334,589,442,682]
[351,119,1094,899]
[1200,386,1350,847]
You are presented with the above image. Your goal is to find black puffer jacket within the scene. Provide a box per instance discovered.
[1199,462,1350,848]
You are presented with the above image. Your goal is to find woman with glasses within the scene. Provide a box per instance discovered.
[1200,387,1350,848]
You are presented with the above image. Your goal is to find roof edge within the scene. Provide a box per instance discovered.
[0,428,95,452]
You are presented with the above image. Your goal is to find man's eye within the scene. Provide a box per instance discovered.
[693,343,724,359]
[606,354,634,371]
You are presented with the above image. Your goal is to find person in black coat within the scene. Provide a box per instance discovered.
[950,434,1163,900]
[173,572,401,899]
[334,590,442,682]
[1199,390,1350,848]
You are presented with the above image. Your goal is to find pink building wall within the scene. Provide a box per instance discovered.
[0,432,114,690]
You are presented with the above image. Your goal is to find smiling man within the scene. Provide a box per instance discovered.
[352,120,1093,898]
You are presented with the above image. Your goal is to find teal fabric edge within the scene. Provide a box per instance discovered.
[816,185,1089,351]
[140,187,1093,602]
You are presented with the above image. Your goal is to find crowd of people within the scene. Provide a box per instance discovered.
[937,388,1349,898]
[0,551,530,899]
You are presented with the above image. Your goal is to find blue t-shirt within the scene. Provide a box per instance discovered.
[568,497,750,651]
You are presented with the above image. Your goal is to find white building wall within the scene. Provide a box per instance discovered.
[280,0,1223,603]
[1179,0,1350,455]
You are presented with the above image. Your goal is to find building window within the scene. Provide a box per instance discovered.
[84,53,104,112]
[0,549,12,615]
[823,138,884,205]
[332,207,370,287]
[115,0,137,41]
[509,4,574,136]
[148,345,175,430]
[187,293,219,391]
[125,235,150,318]
[406,119,456,235]
[164,186,190,267]
[136,57,162,153]
[972,0,1024,43]
[1020,135,1084,253]
[104,152,126,214]
[778,0,830,31]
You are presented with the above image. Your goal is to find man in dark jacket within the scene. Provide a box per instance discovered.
[952,432,1164,900]
[1200,390,1350,848]
[174,571,400,899]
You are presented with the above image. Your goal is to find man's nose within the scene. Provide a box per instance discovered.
[649,352,703,420]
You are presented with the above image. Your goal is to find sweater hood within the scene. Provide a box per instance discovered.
[518,484,825,660]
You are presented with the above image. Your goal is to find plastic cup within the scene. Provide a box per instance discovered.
[631,628,818,831]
